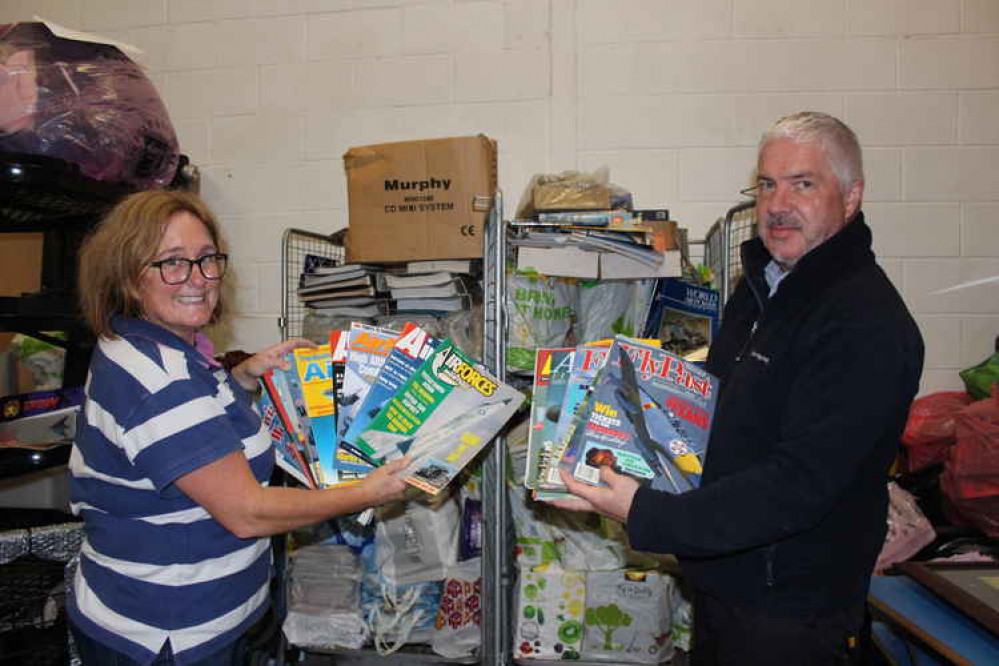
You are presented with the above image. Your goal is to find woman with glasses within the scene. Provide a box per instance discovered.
[68,190,409,665]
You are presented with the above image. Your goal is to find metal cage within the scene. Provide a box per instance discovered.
[703,199,757,304]
[279,228,345,340]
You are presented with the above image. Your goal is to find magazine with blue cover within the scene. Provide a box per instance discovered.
[556,337,719,494]
[341,321,438,450]
[642,278,720,363]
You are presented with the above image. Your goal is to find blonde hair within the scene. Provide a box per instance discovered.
[78,190,226,339]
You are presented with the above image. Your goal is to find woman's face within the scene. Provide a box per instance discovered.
[137,211,221,343]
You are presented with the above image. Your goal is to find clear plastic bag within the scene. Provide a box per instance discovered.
[0,22,179,188]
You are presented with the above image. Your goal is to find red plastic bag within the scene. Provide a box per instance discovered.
[901,391,974,471]
[941,388,999,536]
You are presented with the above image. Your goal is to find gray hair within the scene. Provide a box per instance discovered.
[760,111,864,192]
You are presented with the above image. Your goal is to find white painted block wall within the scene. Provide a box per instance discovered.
[4,0,997,395]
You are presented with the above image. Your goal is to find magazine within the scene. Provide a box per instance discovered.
[258,387,314,488]
[536,338,660,493]
[336,322,401,451]
[557,337,719,493]
[260,370,319,488]
[291,344,339,487]
[326,330,371,480]
[354,339,525,496]
[341,322,438,449]
[275,358,324,487]
[642,278,721,363]
[524,347,574,490]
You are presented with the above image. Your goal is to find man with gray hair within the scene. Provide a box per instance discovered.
[549,112,924,665]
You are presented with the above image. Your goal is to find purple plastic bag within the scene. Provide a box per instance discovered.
[0,22,179,188]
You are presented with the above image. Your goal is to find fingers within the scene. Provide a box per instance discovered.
[546,498,596,513]
[379,456,410,475]
[558,468,594,499]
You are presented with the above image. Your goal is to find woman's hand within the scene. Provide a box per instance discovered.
[230,338,317,391]
[543,466,640,523]
[358,457,411,507]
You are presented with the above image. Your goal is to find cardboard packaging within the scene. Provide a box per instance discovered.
[343,135,497,263]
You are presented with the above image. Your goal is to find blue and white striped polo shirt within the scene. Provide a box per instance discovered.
[68,316,274,665]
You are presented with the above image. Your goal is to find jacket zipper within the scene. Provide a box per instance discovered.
[735,274,767,362]
[765,544,777,587]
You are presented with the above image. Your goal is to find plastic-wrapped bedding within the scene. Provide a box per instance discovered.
[0,22,179,189]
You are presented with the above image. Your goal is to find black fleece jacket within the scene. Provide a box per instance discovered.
[626,213,923,613]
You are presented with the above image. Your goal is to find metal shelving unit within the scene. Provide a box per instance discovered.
[275,195,510,665]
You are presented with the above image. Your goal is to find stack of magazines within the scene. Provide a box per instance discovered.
[525,335,719,500]
[260,321,524,496]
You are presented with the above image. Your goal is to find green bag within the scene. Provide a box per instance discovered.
[959,351,999,400]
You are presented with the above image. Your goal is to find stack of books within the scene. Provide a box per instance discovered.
[297,257,480,318]
[385,261,477,314]
[510,208,682,279]
[297,263,388,318]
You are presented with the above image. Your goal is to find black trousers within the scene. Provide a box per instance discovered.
[690,590,866,666]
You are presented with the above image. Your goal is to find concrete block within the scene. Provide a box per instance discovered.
[962,0,999,34]
[902,37,999,89]
[865,203,960,258]
[905,147,999,202]
[847,92,957,145]
[216,17,307,67]
[962,204,999,257]
[959,91,999,144]
[734,0,845,37]
[81,0,167,31]
[353,55,450,107]
[962,316,999,367]
[212,114,303,163]
[455,49,550,102]
[307,8,402,59]
[847,0,959,36]
[915,315,962,368]
[579,0,729,44]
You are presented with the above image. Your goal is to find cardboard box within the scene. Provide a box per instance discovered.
[343,135,497,263]
[517,246,600,278]
[516,246,681,280]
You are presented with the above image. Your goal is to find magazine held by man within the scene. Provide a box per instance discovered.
[555,336,719,494]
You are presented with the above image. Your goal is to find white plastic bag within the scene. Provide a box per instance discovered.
[514,566,586,661]
[375,495,460,586]
[431,557,482,659]
[581,569,672,664]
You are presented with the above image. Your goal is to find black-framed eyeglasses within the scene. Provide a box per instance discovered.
[739,185,759,198]
[148,253,228,285]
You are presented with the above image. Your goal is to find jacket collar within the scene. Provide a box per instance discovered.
[740,212,874,307]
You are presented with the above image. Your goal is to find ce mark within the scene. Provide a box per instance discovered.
[460,225,477,237]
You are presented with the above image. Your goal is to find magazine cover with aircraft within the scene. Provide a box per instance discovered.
[354,339,525,496]
[337,322,401,444]
[341,322,438,451]
[557,337,718,494]
[524,346,574,491]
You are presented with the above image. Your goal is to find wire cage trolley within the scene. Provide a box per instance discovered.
[702,198,757,305]
[0,509,84,666]
[273,196,510,665]
[279,227,346,340]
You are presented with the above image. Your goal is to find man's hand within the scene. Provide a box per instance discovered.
[231,338,317,391]
[544,466,640,523]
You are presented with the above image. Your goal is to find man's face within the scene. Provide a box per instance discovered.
[755,138,863,270]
